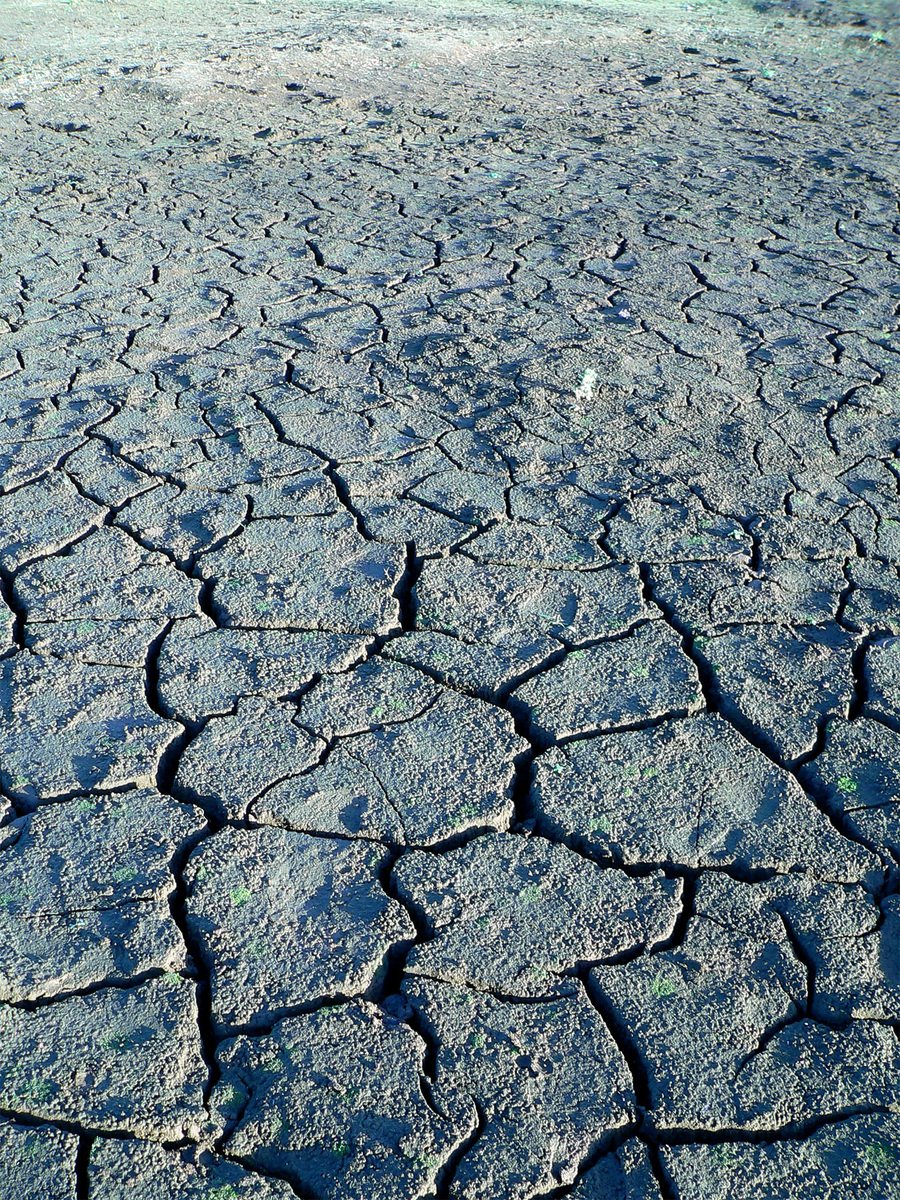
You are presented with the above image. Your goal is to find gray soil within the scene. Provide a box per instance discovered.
[0,0,898,1195]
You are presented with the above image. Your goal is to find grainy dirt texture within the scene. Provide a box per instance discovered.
[0,0,899,1195]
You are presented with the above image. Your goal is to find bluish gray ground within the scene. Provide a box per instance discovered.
[0,0,899,1195]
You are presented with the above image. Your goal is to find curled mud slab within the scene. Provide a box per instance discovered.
[1,0,898,1194]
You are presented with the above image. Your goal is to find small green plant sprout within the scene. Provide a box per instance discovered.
[101,1030,139,1053]
[864,1141,897,1170]
[0,884,26,909]
[412,1152,440,1170]
[871,30,888,44]
[837,776,858,796]
[458,801,480,820]
[531,606,559,624]
[469,1031,486,1050]
[266,1116,289,1143]
[24,1078,56,1103]
[216,1082,247,1112]
[335,1083,362,1105]
[207,1187,238,1200]
[629,662,650,680]
[332,1141,351,1158]
[254,599,274,615]
[520,883,542,904]
[649,972,678,1000]
[230,885,252,908]
[162,970,182,987]
[589,815,613,836]
[112,866,138,884]
[710,1144,736,1165]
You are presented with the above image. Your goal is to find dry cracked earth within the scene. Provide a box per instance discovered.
[0,0,899,1195]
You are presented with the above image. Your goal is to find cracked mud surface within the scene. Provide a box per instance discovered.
[1,0,898,1194]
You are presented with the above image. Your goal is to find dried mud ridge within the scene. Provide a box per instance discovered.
[1,0,899,1195]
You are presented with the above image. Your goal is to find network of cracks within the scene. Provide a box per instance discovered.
[1,0,899,1195]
